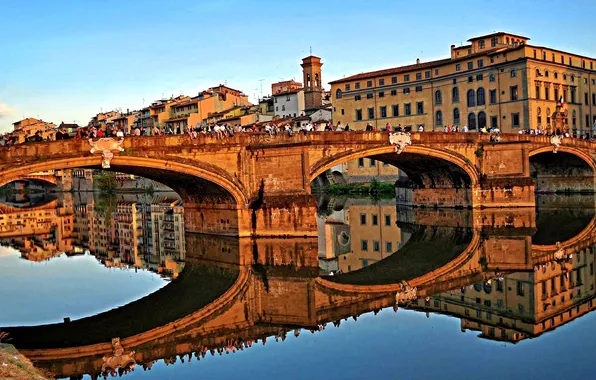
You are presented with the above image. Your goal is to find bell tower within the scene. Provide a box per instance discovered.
[301,55,323,112]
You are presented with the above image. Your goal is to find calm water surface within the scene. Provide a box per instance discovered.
[1,192,595,380]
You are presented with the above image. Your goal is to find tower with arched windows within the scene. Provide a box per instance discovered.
[301,55,324,112]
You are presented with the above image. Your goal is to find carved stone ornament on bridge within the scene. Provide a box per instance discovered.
[102,337,136,372]
[550,135,563,153]
[389,132,412,154]
[89,138,125,169]
[395,281,418,304]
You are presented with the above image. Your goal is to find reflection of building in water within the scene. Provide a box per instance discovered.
[318,198,406,274]
[0,200,73,261]
[411,248,596,342]
[0,193,186,278]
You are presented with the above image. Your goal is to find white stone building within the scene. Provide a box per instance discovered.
[272,89,305,119]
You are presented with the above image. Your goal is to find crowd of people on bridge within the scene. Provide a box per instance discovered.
[3,118,596,148]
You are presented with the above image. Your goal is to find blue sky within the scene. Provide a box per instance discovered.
[1,0,595,132]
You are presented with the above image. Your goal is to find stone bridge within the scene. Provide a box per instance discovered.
[1,132,595,237]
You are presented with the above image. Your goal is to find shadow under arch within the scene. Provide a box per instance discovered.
[310,145,478,189]
[529,147,596,193]
[0,156,248,206]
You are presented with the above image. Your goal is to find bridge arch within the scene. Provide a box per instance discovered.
[0,155,249,205]
[309,145,478,188]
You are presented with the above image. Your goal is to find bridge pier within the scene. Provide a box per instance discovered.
[184,194,318,238]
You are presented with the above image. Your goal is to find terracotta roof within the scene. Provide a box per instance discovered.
[172,99,199,108]
[468,32,530,42]
[272,89,303,96]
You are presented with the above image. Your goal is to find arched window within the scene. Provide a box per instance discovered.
[468,113,477,130]
[307,74,311,88]
[436,110,443,126]
[537,107,542,125]
[536,68,541,77]
[478,111,486,130]
[545,70,549,78]
[571,75,575,82]
[435,90,442,105]
[315,73,320,88]
[511,69,517,77]
[489,73,495,82]
[453,108,460,124]
[467,89,476,107]
[335,89,342,99]
[452,87,459,103]
[477,88,486,106]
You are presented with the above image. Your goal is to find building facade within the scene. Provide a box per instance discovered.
[330,32,596,136]
[272,89,305,119]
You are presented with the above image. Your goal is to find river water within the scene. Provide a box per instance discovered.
[1,191,595,380]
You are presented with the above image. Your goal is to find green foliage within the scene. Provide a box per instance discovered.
[474,147,484,157]
[95,171,117,193]
[327,180,396,198]
[478,257,488,269]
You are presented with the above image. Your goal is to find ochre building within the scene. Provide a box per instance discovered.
[330,32,596,135]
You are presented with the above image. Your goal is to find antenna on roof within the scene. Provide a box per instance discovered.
[310,46,312,55]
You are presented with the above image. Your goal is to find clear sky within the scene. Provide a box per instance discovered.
[1,0,595,133]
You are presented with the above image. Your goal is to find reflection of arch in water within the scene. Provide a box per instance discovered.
[3,261,249,358]
[318,224,481,293]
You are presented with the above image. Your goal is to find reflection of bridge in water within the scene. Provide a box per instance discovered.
[3,196,596,378]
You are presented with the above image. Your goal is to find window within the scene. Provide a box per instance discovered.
[476,73,483,81]
[390,90,397,96]
[405,103,412,115]
[415,85,422,92]
[373,241,380,252]
[511,69,516,77]
[545,70,549,78]
[360,213,367,225]
[372,214,378,225]
[489,89,497,104]
[379,91,385,98]
[512,113,520,128]
[587,115,591,128]
[456,64,461,71]
[341,109,345,115]
[592,93,596,106]
[571,87,576,103]
[404,74,410,81]
[477,88,485,105]
[468,112,477,130]
[379,79,385,86]
[392,105,399,117]
[416,73,422,80]
[367,80,373,88]
[345,84,351,91]
[489,73,495,82]
[468,62,473,70]
[275,106,279,111]
[358,158,364,168]
[356,109,363,120]
[380,106,387,118]
[571,75,575,82]
[478,111,486,130]
[478,40,485,49]
[468,76,473,83]
[391,76,398,84]
[403,88,410,95]
[517,281,525,296]
[435,90,442,105]
[491,37,498,47]
[510,85,518,101]
[384,214,391,226]
[435,110,443,126]
[416,101,424,114]
[452,87,459,103]
[453,108,460,124]
[585,92,589,105]
[282,105,285,111]
[554,88,559,102]
[335,89,342,99]
[425,71,431,79]
[536,85,541,100]
[386,241,393,253]
[477,59,484,68]
[355,82,360,89]
[361,240,368,251]
[435,69,439,75]
[366,93,373,99]
[368,107,375,119]
[355,95,361,101]
[467,89,476,107]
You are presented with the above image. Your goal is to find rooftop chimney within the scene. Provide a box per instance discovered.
[416,58,420,64]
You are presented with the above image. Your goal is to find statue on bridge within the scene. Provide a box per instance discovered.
[395,280,417,304]
[89,137,125,169]
[389,132,412,154]
[102,337,136,373]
